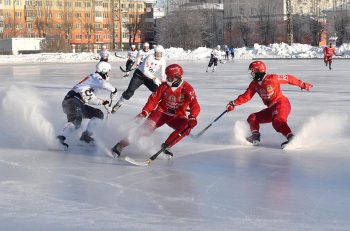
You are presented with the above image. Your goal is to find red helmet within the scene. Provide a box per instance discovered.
[249,61,266,73]
[165,64,184,78]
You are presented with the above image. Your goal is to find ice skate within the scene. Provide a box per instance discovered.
[111,142,123,158]
[57,135,69,149]
[157,143,173,160]
[80,131,95,144]
[281,134,294,149]
[246,132,261,146]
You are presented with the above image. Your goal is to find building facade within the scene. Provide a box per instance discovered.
[0,0,157,51]
[223,0,346,46]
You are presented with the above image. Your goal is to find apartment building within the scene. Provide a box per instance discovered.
[0,0,157,51]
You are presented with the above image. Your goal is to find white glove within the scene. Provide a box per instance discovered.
[153,78,161,86]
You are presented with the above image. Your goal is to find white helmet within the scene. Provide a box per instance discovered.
[154,45,165,60]
[96,61,112,79]
[216,45,221,50]
[143,42,150,48]
[131,44,136,49]
[99,50,109,61]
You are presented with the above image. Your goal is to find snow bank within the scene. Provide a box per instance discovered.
[0,43,349,64]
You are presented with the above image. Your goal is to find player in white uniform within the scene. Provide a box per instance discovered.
[206,45,223,72]
[111,45,166,113]
[57,62,118,149]
[123,44,138,78]
[135,42,152,66]
[99,45,109,62]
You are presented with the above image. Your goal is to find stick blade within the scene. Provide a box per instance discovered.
[124,156,151,166]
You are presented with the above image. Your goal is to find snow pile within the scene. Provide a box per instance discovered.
[0,43,348,64]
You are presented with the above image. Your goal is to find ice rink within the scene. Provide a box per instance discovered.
[0,59,350,230]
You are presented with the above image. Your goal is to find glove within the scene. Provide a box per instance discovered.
[135,110,148,121]
[226,101,235,112]
[300,82,313,91]
[102,100,109,106]
[110,88,118,100]
[188,116,197,128]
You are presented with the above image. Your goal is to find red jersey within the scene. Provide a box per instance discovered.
[323,46,336,57]
[233,74,303,107]
[142,81,200,118]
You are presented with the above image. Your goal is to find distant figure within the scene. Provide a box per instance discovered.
[123,44,138,78]
[323,43,338,70]
[206,45,222,72]
[135,42,152,66]
[98,45,109,62]
[224,45,229,60]
[230,47,235,61]
[225,60,313,148]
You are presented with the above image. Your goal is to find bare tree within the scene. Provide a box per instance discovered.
[156,2,204,49]
[256,3,278,45]
[333,11,350,45]
[126,6,146,46]
[309,17,325,46]
[238,16,251,46]
[34,1,54,37]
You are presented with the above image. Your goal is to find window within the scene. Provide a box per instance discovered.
[76,34,82,39]
[15,12,22,17]
[26,23,32,28]
[103,2,108,8]
[104,34,109,40]
[95,34,101,40]
[75,2,81,7]
[85,12,90,17]
[84,2,90,7]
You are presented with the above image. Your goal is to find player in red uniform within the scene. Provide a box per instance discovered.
[111,64,200,158]
[225,61,313,148]
[323,43,337,70]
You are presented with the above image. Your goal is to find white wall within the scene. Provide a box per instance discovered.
[0,38,44,55]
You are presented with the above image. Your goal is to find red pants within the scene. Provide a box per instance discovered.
[247,97,292,138]
[324,55,332,65]
[121,110,191,148]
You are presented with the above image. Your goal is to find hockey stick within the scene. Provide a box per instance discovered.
[124,126,192,166]
[119,66,137,73]
[189,110,227,139]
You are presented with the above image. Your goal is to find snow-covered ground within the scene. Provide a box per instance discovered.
[0,43,349,64]
[1,57,350,230]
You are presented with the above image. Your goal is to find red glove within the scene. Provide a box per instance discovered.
[135,111,148,121]
[188,116,197,128]
[226,101,235,112]
[300,82,313,91]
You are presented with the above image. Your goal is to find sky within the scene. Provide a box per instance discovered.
[0,45,350,230]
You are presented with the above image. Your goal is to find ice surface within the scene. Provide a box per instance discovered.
[0,60,350,230]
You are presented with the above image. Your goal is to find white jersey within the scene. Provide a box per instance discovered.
[211,49,222,59]
[127,50,138,62]
[72,73,116,105]
[138,54,166,83]
[136,49,152,65]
